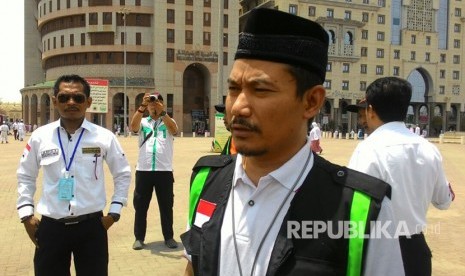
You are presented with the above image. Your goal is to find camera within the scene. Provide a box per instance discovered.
[149,95,159,102]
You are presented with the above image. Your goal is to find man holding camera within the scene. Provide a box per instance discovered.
[130,92,179,249]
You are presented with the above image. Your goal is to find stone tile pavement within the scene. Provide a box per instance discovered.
[0,135,463,275]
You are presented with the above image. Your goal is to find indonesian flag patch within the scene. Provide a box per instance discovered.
[194,199,217,228]
[21,143,31,160]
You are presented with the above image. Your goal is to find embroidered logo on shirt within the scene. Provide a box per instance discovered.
[41,148,59,158]
[82,147,101,154]
[194,199,217,228]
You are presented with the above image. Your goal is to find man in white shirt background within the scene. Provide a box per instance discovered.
[17,74,131,276]
[0,121,9,143]
[130,92,179,250]
[348,77,455,276]
[309,122,323,154]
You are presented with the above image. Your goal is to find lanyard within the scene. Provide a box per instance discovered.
[152,117,162,131]
[57,127,85,172]
[232,151,311,276]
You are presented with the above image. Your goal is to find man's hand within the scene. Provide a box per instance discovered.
[23,216,40,247]
[101,215,115,230]
[154,100,164,115]
[141,93,150,106]
[184,261,194,276]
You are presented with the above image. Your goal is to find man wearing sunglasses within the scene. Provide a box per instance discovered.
[130,91,179,250]
[17,74,131,276]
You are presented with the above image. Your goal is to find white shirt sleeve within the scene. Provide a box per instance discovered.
[16,136,40,218]
[431,153,452,210]
[363,198,405,276]
[105,135,131,214]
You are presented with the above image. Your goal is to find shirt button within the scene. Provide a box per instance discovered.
[248,200,255,206]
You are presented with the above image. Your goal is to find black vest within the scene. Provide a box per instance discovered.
[181,154,391,276]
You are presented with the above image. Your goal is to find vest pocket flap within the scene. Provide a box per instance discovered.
[180,227,201,256]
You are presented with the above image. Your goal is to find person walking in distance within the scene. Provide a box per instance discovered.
[348,77,455,276]
[309,121,322,154]
[130,92,179,250]
[0,121,9,144]
[12,120,19,140]
[18,119,26,141]
[17,74,131,276]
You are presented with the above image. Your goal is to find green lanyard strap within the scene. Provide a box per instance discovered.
[346,191,371,276]
[188,167,211,226]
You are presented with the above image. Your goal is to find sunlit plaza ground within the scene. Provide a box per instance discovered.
[1,134,463,275]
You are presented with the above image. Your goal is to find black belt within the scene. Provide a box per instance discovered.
[43,211,103,225]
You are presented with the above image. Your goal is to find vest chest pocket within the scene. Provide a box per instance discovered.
[278,255,345,276]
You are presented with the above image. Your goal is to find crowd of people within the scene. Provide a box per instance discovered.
[15,8,455,276]
[0,119,29,143]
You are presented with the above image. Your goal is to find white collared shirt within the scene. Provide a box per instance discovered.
[219,140,404,275]
[17,119,131,219]
[136,116,177,171]
[349,121,452,235]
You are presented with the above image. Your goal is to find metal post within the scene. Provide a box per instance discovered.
[119,8,130,137]
[217,0,224,105]
[216,0,224,135]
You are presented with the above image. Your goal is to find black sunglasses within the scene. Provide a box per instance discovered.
[57,93,86,104]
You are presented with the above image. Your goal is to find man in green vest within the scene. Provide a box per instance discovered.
[182,8,404,276]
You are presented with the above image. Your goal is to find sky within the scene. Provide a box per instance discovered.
[0,2,24,103]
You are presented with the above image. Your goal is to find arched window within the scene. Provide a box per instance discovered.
[327,30,336,45]
[344,31,353,45]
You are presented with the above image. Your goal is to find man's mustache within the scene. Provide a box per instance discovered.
[228,116,260,133]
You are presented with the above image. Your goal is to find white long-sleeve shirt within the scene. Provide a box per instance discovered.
[348,121,452,235]
[17,119,131,219]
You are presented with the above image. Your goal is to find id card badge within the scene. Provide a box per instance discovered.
[58,173,74,201]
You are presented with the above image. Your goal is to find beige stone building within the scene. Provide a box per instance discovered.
[22,0,465,136]
[240,0,465,136]
[22,0,238,135]
[0,102,22,122]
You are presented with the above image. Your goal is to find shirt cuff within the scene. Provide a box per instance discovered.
[109,202,123,214]
[18,205,34,219]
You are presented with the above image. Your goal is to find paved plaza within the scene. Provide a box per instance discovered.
[0,134,463,275]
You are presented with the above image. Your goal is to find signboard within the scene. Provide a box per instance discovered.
[86,79,109,113]
[212,113,230,153]
[176,50,218,62]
